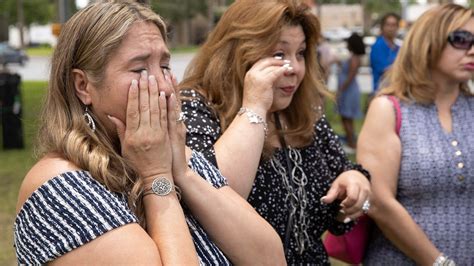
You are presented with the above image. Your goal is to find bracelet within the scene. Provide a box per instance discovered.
[433,253,456,266]
[238,107,268,137]
[143,177,182,201]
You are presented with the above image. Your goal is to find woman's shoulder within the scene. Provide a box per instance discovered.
[16,153,82,213]
[14,154,138,264]
[180,88,207,102]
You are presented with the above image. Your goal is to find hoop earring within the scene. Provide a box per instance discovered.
[84,106,96,132]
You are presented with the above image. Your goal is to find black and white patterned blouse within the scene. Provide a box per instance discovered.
[181,88,369,265]
[14,151,231,265]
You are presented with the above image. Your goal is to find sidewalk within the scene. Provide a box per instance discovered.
[13,53,375,94]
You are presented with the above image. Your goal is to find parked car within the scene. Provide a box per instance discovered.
[0,43,28,66]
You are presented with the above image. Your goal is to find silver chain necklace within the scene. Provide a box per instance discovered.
[270,146,312,254]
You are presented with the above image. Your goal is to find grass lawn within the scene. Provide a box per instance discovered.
[26,46,54,57]
[0,81,366,265]
[0,81,46,265]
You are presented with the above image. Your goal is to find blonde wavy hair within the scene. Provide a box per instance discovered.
[179,0,329,154]
[37,0,167,227]
[380,3,474,103]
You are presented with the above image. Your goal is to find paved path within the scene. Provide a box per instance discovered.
[9,53,374,93]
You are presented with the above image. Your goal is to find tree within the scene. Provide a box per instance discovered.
[1,0,54,26]
[151,0,208,45]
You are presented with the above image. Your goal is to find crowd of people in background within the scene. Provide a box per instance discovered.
[12,0,473,265]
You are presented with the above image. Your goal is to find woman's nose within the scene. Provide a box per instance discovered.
[283,59,298,76]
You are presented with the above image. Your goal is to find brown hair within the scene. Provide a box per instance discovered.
[37,0,167,227]
[380,3,473,103]
[179,0,328,154]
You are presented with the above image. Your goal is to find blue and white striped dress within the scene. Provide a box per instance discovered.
[14,151,231,265]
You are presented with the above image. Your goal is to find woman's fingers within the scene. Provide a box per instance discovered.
[159,91,168,131]
[149,75,160,129]
[167,93,178,132]
[139,70,150,127]
[320,183,340,204]
[126,79,140,131]
[251,57,286,71]
[168,70,182,110]
[340,184,359,209]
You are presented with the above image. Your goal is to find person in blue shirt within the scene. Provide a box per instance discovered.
[370,13,401,93]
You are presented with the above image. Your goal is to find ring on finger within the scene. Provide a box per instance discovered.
[362,199,371,214]
[176,112,186,123]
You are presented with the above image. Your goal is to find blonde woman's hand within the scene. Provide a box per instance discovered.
[162,69,190,182]
[108,71,173,180]
[242,57,290,113]
[321,170,371,222]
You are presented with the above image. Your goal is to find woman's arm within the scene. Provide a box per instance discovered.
[175,148,286,266]
[309,117,371,221]
[171,76,286,265]
[108,73,199,265]
[357,97,441,265]
[182,57,289,198]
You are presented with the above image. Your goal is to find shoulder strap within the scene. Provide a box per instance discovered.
[387,95,401,136]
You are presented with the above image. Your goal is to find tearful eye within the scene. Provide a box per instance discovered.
[132,68,146,74]
[273,52,285,59]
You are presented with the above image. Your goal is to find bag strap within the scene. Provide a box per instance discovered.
[274,112,293,257]
[387,95,401,136]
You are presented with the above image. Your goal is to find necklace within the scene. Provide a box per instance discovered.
[271,112,312,255]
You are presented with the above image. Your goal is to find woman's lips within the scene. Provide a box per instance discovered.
[280,86,296,94]
[465,63,474,70]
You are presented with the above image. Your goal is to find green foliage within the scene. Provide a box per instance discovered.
[0,0,55,26]
[151,0,208,23]
[365,0,401,23]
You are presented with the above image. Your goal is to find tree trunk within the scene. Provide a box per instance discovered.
[17,0,25,48]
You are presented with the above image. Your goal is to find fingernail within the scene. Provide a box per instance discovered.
[286,66,294,71]
[274,56,283,60]
[320,196,327,204]
[131,79,138,86]
[141,70,147,77]
[339,209,346,214]
[344,217,352,223]
[283,59,291,64]
[160,91,165,97]
[148,75,156,83]
[283,63,290,68]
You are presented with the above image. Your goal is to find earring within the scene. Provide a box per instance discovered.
[84,106,96,132]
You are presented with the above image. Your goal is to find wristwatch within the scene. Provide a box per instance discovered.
[143,177,175,197]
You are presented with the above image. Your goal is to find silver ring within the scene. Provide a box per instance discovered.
[176,112,186,123]
[362,199,370,214]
